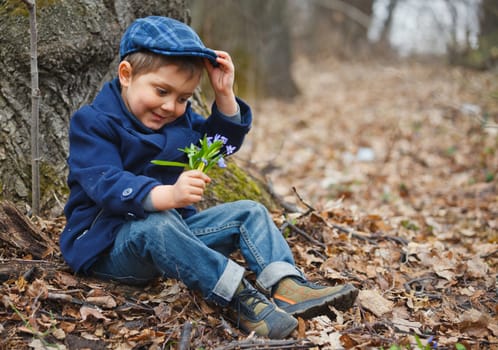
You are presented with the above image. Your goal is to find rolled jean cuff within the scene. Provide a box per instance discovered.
[256,261,304,293]
[211,259,245,305]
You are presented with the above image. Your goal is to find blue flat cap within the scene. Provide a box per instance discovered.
[119,16,218,65]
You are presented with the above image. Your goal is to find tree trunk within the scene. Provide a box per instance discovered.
[305,0,373,59]
[447,0,498,70]
[475,0,498,69]
[190,0,299,100]
[0,0,278,216]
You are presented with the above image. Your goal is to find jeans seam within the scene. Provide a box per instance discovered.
[239,225,266,269]
[192,221,241,236]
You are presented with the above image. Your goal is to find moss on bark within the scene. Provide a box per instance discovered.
[200,161,278,212]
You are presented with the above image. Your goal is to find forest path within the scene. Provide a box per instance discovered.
[237,56,498,254]
[233,56,498,348]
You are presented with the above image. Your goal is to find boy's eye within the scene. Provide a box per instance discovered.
[178,97,190,104]
[156,88,169,96]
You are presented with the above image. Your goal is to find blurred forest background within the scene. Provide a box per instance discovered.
[188,0,497,101]
[1,0,497,213]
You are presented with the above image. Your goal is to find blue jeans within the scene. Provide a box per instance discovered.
[89,200,303,305]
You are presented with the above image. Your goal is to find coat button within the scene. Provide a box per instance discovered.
[122,188,133,196]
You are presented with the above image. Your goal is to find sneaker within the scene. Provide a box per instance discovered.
[272,277,358,319]
[229,279,298,339]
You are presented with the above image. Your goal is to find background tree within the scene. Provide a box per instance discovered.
[189,0,376,102]
[189,0,299,100]
[297,0,373,60]
[456,0,498,69]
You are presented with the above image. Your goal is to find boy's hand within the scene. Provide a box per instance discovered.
[171,170,211,207]
[204,50,238,116]
[150,170,211,210]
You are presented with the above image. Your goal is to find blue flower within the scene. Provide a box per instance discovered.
[225,145,237,155]
[427,336,438,349]
[152,134,231,174]
[217,157,226,168]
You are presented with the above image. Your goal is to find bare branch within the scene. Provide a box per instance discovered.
[310,0,371,29]
[178,321,193,350]
[21,0,35,8]
[21,0,41,215]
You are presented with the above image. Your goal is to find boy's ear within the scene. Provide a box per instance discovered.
[118,61,133,87]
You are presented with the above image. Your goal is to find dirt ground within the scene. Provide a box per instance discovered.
[1,56,497,349]
[234,56,498,348]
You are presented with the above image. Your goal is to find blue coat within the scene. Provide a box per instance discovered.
[60,78,252,273]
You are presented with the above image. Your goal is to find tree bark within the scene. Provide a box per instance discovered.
[0,201,55,259]
[0,0,277,216]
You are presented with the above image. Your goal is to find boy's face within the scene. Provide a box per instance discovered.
[119,62,201,130]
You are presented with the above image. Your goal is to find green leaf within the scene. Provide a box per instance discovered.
[151,160,187,168]
[151,134,226,174]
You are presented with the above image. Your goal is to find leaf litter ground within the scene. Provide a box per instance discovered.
[1,57,497,349]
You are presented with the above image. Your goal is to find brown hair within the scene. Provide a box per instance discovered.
[123,51,204,79]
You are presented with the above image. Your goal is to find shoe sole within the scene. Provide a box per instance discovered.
[269,315,298,339]
[226,308,298,339]
[281,284,358,319]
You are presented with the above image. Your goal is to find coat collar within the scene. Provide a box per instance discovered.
[91,78,195,149]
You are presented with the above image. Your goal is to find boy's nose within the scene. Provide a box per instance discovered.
[161,98,176,111]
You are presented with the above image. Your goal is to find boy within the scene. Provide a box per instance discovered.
[60,16,358,339]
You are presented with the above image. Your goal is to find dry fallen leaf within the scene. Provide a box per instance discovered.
[29,339,67,350]
[458,308,492,338]
[392,317,422,335]
[465,255,489,278]
[357,289,393,317]
[52,327,66,340]
[55,272,80,288]
[80,306,110,322]
[86,295,117,308]
[153,302,172,323]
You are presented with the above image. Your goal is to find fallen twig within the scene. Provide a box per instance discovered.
[215,338,315,350]
[481,249,498,259]
[178,321,192,350]
[219,316,238,338]
[292,187,315,216]
[47,292,82,304]
[22,266,37,282]
[291,187,408,245]
[264,180,300,213]
[283,220,326,249]
[330,222,408,245]
[403,276,442,300]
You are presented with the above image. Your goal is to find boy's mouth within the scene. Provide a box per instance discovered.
[152,112,169,121]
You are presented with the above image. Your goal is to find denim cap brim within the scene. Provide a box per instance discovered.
[119,16,218,66]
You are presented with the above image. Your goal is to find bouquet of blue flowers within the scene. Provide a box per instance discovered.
[151,134,226,173]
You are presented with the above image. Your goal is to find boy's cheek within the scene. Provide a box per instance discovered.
[178,106,188,117]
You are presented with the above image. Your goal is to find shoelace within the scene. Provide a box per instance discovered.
[232,287,269,328]
[236,288,268,311]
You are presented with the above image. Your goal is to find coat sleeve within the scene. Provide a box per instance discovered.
[190,97,252,155]
[67,107,160,218]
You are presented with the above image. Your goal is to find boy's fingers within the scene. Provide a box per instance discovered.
[185,170,211,183]
[213,50,229,58]
[210,50,233,68]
